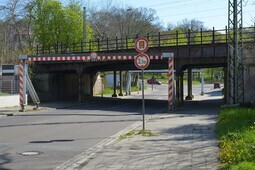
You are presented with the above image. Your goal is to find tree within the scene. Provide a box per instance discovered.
[0,0,31,64]
[30,0,93,48]
[0,0,30,51]
[175,18,206,32]
[88,5,162,40]
[174,19,207,45]
[0,0,94,63]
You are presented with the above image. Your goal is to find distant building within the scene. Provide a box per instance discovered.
[0,65,19,94]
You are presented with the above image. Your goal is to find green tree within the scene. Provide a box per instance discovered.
[31,0,93,49]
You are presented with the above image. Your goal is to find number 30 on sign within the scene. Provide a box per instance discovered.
[134,53,150,70]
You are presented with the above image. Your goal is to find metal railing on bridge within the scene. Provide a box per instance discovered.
[35,27,255,55]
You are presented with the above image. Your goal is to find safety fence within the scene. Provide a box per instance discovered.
[35,27,255,55]
[0,76,19,94]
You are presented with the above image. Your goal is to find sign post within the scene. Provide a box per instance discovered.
[201,71,204,95]
[134,38,149,130]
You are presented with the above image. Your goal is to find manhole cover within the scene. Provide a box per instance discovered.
[20,151,42,156]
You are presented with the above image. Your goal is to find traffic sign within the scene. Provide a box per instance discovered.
[90,52,97,60]
[134,53,150,70]
[135,38,149,53]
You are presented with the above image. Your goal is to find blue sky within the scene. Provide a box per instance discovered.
[78,0,255,30]
[1,0,254,29]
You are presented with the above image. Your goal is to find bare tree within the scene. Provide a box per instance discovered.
[0,0,33,64]
[0,0,31,50]
[175,18,206,32]
[88,5,162,40]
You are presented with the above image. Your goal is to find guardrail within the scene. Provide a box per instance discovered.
[35,27,255,55]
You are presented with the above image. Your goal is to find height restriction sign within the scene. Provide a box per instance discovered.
[134,53,150,70]
[135,38,149,53]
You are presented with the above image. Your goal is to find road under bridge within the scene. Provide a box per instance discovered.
[25,27,255,105]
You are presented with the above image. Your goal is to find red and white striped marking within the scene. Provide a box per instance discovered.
[28,55,162,62]
[168,57,174,110]
[19,60,24,105]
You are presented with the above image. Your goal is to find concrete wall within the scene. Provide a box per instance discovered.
[244,43,255,103]
[33,73,50,101]
[245,67,255,103]
[83,74,91,96]
[93,75,103,95]
[33,72,103,101]
[0,94,19,107]
[34,72,78,101]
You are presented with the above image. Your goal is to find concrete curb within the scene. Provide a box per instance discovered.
[0,103,84,117]
[54,114,157,170]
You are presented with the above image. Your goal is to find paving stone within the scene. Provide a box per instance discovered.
[80,98,221,170]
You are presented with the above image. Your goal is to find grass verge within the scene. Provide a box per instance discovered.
[0,92,9,95]
[216,106,255,169]
[102,85,147,95]
[118,129,156,141]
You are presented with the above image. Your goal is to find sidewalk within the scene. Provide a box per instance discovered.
[0,87,222,169]
[79,96,221,170]
[0,101,81,116]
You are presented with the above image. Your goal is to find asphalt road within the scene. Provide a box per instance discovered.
[0,83,221,170]
[0,91,167,170]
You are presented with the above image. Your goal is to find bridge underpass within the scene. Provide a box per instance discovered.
[29,43,227,106]
[24,27,255,106]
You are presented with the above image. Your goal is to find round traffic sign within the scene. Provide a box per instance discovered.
[135,38,149,53]
[134,53,150,70]
[90,52,97,60]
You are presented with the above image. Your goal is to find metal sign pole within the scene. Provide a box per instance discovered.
[142,69,145,130]
[201,71,204,95]
[134,38,150,130]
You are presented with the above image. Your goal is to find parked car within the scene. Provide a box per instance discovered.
[214,82,221,89]
[147,78,161,85]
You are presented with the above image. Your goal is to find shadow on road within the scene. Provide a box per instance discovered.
[0,153,12,170]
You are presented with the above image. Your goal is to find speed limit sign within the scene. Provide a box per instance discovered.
[134,53,150,70]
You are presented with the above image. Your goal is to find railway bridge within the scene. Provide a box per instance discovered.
[24,27,255,105]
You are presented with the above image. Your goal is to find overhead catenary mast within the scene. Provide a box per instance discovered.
[227,0,244,104]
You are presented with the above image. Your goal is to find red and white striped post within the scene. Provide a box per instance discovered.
[19,55,28,111]
[168,57,174,111]
[162,53,175,111]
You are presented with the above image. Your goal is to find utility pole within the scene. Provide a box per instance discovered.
[227,0,244,104]
[83,7,87,50]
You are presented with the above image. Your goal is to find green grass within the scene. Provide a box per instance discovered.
[144,73,209,85]
[102,87,115,95]
[137,129,156,136]
[0,92,9,95]
[229,162,255,170]
[118,130,136,141]
[118,129,156,141]
[216,107,255,169]
[102,85,147,95]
